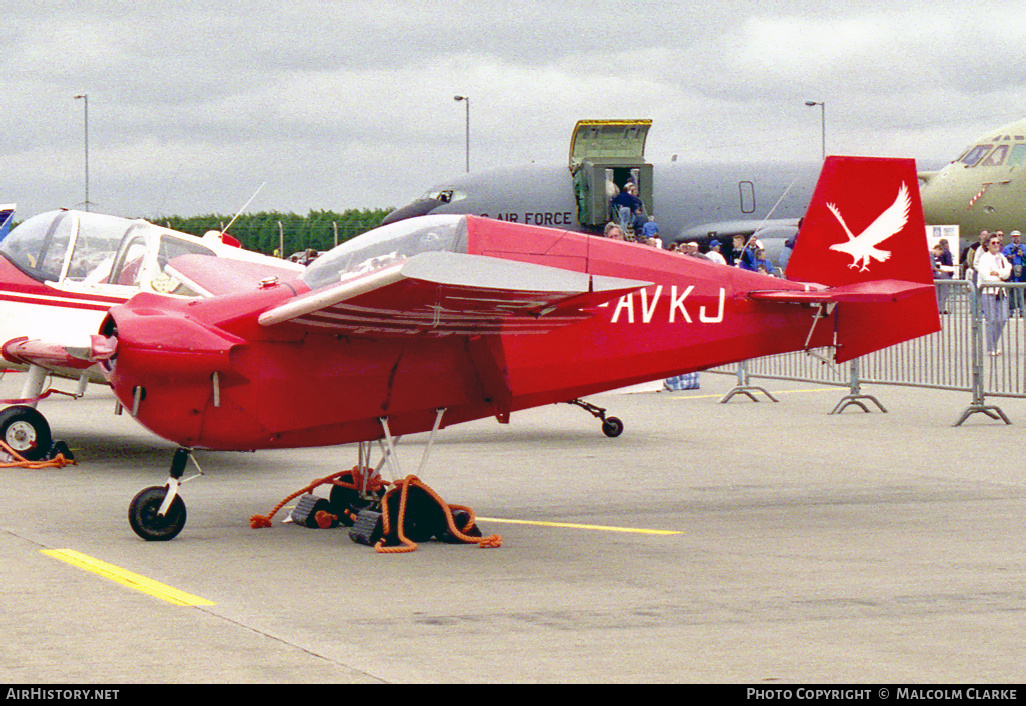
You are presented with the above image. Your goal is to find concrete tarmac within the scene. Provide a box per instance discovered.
[1,371,1023,684]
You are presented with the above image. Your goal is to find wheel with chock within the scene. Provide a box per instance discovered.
[0,405,52,461]
[601,416,624,438]
[385,485,446,542]
[128,486,187,541]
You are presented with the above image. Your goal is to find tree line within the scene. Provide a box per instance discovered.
[160,208,393,256]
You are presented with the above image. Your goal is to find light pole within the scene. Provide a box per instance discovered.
[454,95,469,173]
[804,100,825,161]
[74,94,90,211]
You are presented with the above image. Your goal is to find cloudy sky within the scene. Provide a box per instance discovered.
[3,0,1025,220]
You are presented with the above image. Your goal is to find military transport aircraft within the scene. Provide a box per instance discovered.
[55,156,937,542]
[382,120,820,264]
[919,116,1026,236]
[0,209,302,459]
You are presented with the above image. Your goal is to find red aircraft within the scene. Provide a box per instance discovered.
[76,156,938,541]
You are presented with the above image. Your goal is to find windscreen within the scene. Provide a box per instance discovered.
[0,211,76,281]
[302,215,468,291]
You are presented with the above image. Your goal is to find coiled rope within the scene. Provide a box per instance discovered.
[0,440,76,469]
[250,467,501,553]
[250,465,387,529]
[375,475,501,554]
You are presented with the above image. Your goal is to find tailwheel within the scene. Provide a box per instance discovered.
[565,398,625,438]
[128,486,187,541]
[0,405,52,461]
[601,416,624,438]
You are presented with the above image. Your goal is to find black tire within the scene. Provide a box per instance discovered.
[601,416,624,438]
[128,486,187,541]
[438,509,483,543]
[0,405,52,461]
[329,483,360,527]
[386,486,446,543]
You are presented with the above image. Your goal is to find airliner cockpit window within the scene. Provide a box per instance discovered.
[302,215,468,291]
[1009,144,1026,167]
[422,188,466,204]
[980,145,1009,167]
[960,144,993,167]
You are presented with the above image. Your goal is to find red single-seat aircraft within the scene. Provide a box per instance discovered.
[76,156,938,541]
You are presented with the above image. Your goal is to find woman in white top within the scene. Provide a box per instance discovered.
[977,234,1012,355]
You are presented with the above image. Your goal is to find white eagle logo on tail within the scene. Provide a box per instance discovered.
[826,182,910,271]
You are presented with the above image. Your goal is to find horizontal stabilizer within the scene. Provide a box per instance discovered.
[2,336,94,371]
[749,279,935,305]
[258,251,650,336]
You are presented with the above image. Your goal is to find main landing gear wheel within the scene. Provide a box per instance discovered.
[601,416,624,438]
[0,405,52,461]
[128,486,187,541]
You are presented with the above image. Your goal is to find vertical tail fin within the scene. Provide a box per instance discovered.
[784,156,940,362]
[786,156,933,286]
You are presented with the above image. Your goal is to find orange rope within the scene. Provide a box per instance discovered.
[250,466,388,529]
[375,475,501,554]
[0,440,77,469]
[251,468,502,553]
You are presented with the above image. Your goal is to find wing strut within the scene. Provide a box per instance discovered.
[376,408,446,482]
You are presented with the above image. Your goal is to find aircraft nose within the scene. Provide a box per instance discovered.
[381,198,441,225]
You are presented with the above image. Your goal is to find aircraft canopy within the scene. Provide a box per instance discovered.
[0,210,215,294]
[303,214,468,291]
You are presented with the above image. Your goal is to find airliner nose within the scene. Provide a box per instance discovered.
[381,198,441,225]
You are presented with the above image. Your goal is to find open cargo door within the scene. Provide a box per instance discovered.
[569,120,653,228]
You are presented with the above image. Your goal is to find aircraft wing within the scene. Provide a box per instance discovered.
[258,251,650,336]
[748,279,935,304]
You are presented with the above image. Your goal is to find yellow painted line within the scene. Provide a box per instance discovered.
[476,517,682,535]
[41,548,215,607]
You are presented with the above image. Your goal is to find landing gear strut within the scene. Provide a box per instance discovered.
[565,398,624,437]
[128,447,201,541]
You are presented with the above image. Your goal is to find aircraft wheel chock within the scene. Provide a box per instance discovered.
[0,405,52,461]
[128,486,187,541]
[601,416,624,438]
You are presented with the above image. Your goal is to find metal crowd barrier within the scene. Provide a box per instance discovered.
[710,279,1026,425]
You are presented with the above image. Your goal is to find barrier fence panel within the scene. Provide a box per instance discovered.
[979,281,1026,399]
[858,278,974,392]
[708,278,1023,425]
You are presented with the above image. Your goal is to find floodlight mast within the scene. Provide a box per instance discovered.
[74,94,90,211]
[454,95,470,173]
[804,100,826,161]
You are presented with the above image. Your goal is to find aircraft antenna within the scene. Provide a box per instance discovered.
[744,178,798,250]
[221,182,266,236]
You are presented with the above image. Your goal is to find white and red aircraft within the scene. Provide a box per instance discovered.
[0,209,302,459]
